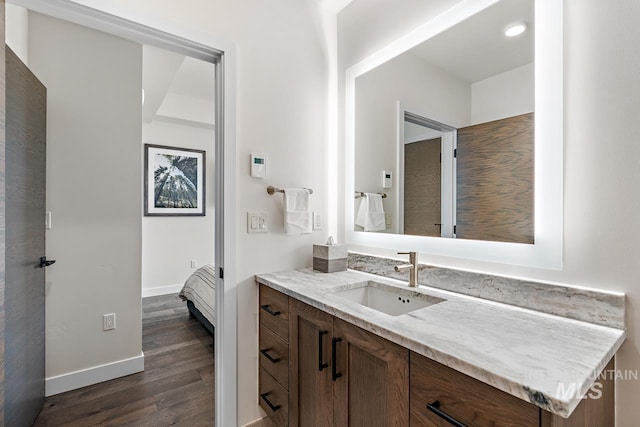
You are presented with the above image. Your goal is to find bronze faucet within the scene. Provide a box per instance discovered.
[394,251,418,287]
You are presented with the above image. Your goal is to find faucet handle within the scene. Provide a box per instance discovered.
[397,251,418,263]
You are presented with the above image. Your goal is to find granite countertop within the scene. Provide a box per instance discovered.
[255,268,626,418]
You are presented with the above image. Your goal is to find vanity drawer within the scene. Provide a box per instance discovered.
[259,284,289,340]
[410,352,538,427]
[259,324,289,389]
[259,367,289,427]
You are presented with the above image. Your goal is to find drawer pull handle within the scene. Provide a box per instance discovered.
[260,348,281,364]
[260,392,281,412]
[427,401,467,427]
[318,330,329,371]
[260,304,281,316]
[331,337,343,381]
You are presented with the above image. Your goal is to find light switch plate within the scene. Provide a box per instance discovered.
[313,212,322,231]
[385,213,392,229]
[247,212,268,233]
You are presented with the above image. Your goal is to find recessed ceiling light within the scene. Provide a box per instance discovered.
[504,21,527,37]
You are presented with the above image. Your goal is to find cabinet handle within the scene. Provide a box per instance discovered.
[426,401,467,427]
[260,392,281,412]
[260,304,281,316]
[260,348,281,364]
[331,337,343,381]
[318,330,329,371]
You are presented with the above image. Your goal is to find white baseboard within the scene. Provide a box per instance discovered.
[142,283,183,298]
[45,353,145,396]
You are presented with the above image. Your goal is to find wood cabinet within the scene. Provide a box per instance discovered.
[258,284,615,427]
[410,351,615,427]
[258,284,290,427]
[288,300,409,427]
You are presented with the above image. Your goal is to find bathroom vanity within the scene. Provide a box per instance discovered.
[255,267,624,427]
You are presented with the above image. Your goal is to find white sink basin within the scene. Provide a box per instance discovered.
[331,281,444,316]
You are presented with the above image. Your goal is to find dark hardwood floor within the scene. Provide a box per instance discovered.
[32,294,214,426]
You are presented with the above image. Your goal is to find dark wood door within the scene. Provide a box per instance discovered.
[289,299,333,427]
[0,2,6,422]
[404,138,442,237]
[5,46,47,426]
[332,318,409,427]
[456,113,534,243]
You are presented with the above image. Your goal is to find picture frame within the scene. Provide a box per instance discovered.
[144,144,206,216]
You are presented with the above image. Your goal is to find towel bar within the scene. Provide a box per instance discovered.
[267,185,314,195]
[355,191,387,199]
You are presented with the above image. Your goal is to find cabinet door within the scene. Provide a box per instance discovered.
[332,318,409,427]
[289,300,334,427]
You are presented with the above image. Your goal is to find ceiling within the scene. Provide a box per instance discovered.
[142,45,215,127]
[140,0,530,128]
[317,0,354,13]
[410,0,534,83]
[140,0,351,128]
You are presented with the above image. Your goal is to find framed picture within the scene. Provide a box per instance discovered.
[144,144,206,216]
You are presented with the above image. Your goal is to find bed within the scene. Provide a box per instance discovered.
[179,264,216,335]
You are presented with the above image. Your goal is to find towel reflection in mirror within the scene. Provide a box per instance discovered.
[355,193,386,232]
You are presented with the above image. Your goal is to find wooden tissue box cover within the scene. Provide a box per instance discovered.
[313,244,347,273]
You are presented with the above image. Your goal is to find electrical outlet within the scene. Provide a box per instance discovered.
[190,260,197,269]
[103,313,116,331]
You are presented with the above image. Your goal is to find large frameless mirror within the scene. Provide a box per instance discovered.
[345,0,562,268]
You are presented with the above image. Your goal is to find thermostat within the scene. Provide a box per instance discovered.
[383,170,392,189]
[251,153,266,178]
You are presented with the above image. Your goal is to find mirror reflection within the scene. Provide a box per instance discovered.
[354,0,534,244]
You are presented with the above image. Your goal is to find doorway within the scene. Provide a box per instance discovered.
[398,107,456,238]
[2,1,236,426]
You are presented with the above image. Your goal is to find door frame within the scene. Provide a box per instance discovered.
[4,1,238,426]
[397,103,456,238]
[0,1,6,423]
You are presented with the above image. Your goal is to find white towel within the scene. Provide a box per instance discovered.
[284,188,312,235]
[355,193,386,232]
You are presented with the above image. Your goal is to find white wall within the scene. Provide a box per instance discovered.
[339,1,640,425]
[56,0,331,424]
[5,3,29,64]
[404,123,442,143]
[471,62,534,125]
[142,120,215,297]
[156,92,215,125]
[354,51,469,233]
[28,12,143,384]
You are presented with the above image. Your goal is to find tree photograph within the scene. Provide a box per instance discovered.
[153,153,199,208]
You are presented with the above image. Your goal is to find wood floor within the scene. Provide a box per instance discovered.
[32,294,214,426]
